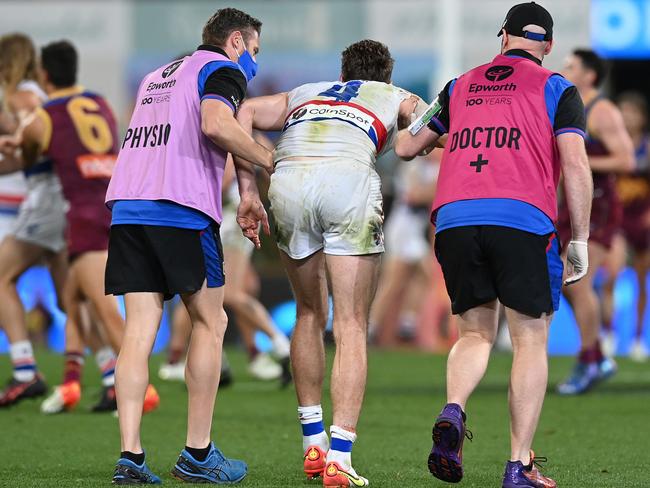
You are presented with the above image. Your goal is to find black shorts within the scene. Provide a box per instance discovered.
[434,225,563,318]
[105,224,224,300]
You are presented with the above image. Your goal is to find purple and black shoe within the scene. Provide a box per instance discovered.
[428,403,471,483]
[502,451,556,488]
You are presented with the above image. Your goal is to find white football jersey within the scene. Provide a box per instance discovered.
[16,79,47,103]
[275,80,410,167]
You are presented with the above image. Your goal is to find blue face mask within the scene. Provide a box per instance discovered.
[237,39,258,82]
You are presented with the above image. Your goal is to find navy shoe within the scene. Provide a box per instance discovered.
[171,442,247,484]
[112,458,161,484]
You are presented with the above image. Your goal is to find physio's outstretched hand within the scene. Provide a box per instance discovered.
[237,195,270,249]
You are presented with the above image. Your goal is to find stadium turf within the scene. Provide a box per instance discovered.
[0,348,648,487]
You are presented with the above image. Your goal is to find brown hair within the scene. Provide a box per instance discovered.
[341,40,394,83]
[572,48,607,87]
[0,33,38,94]
[202,8,262,47]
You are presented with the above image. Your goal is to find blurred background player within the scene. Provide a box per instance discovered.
[397,3,592,485]
[0,32,29,246]
[0,33,68,407]
[557,48,636,395]
[237,39,421,487]
[370,153,437,347]
[158,154,291,385]
[104,8,272,484]
[601,92,650,362]
[0,40,159,414]
[40,300,119,413]
[220,150,291,381]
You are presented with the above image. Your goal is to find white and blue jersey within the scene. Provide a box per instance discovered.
[275,80,410,167]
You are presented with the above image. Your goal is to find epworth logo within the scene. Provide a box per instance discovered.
[162,60,183,79]
[485,65,515,81]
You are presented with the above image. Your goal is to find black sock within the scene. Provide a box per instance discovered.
[185,444,211,462]
[121,451,145,466]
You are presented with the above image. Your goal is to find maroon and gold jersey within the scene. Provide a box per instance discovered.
[557,96,622,249]
[617,136,650,251]
[37,86,118,256]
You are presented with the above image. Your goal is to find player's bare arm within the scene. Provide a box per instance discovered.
[588,100,635,172]
[200,98,273,173]
[0,135,23,173]
[237,92,289,132]
[1,90,42,134]
[394,124,440,160]
[0,111,45,174]
[558,132,593,284]
[397,94,420,129]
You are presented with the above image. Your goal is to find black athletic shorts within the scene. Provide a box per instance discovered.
[105,224,224,300]
[434,225,563,318]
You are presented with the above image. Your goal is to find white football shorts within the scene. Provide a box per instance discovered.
[383,204,432,262]
[269,159,384,259]
[12,173,67,253]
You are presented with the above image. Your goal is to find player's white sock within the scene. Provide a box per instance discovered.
[95,347,117,387]
[298,404,329,452]
[10,340,37,382]
[328,425,356,470]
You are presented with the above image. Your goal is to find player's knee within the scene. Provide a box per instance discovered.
[509,326,548,349]
[461,328,497,345]
[296,305,328,330]
[332,317,367,344]
[191,310,228,337]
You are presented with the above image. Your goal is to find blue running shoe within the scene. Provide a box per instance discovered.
[171,442,247,484]
[112,458,161,484]
[428,403,471,483]
[556,358,617,395]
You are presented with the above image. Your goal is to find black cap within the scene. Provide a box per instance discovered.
[497,2,553,41]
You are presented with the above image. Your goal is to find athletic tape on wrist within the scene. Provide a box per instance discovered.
[408,97,441,135]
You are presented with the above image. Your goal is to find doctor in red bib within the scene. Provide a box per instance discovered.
[397,3,592,487]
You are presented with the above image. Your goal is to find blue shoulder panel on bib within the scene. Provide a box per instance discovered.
[197,60,245,99]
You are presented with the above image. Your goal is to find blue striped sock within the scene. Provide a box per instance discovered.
[10,340,37,382]
[298,405,329,452]
[96,347,116,386]
[328,426,356,470]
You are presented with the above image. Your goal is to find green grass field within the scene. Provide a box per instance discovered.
[0,349,648,487]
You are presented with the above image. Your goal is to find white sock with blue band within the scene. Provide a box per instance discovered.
[11,340,37,382]
[298,404,329,452]
[328,425,356,470]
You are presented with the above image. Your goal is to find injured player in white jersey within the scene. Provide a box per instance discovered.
[234,39,429,486]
